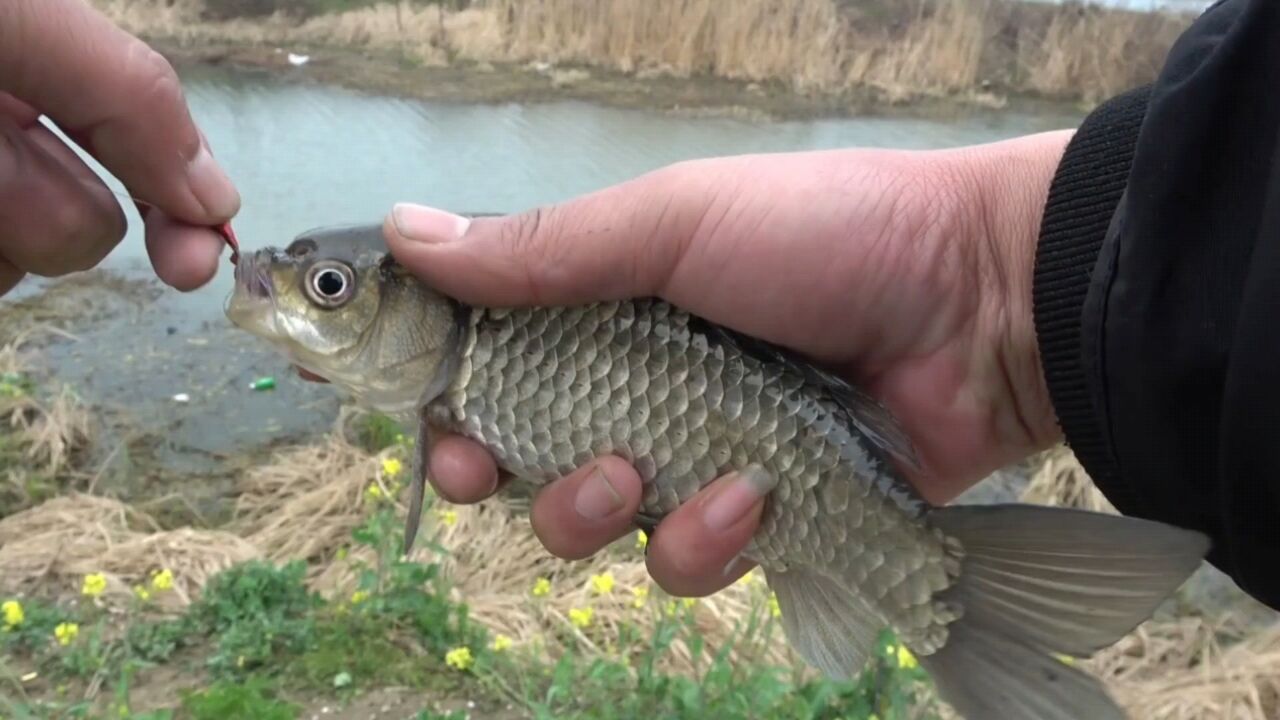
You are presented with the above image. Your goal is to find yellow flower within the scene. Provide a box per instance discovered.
[81,573,107,598]
[590,572,615,595]
[54,622,79,646]
[133,585,151,602]
[2,600,24,628]
[151,569,174,592]
[767,593,781,618]
[735,570,756,586]
[635,531,648,550]
[445,646,474,671]
[631,586,649,609]
[364,483,384,502]
[568,607,593,628]
[381,457,403,478]
[681,597,697,609]
[896,644,918,669]
[437,509,458,526]
[531,577,551,597]
[663,600,678,616]
[490,634,513,652]
[350,590,370,605]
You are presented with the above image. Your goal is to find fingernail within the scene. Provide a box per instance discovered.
[574,465,625,520]
[704,465,775,533]
[187,144,240,219]
[392,203,472,244]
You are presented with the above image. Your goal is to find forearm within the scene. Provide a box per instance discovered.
[1031,0,1280,608]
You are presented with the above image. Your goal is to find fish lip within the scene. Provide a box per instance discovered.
[234,250,275,302]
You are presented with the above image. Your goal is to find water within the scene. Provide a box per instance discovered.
[13,64,1084,488]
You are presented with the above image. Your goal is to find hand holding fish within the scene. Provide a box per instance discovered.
[229,130,1211,719]
[380,132,1075,597]
[0,0,240,297]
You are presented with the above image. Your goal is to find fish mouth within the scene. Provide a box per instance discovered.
[224,249,280,336]
[234,250,275,301]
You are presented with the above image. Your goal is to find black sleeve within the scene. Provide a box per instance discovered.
[1032,0,1280,611]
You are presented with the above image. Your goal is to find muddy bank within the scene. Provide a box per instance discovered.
[1,269,345,526]
[153,37,1065,124]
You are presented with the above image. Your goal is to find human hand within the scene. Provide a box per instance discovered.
[0,0,240,297]
[382,131,1073,597]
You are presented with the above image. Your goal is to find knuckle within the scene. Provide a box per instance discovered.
[500,205,552,258]
[499,206,566,301]
[124,43,200,157]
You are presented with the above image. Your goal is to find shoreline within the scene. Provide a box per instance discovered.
[149,35,1091,125]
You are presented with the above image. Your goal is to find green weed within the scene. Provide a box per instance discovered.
[185,560,321,679]
[180,676,300,720]
[477,597,935,720]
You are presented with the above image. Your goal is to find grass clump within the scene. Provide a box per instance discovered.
[0,351,94,519]
[180,677,300,720]
[0,432,932,718]
[184,559,321,677]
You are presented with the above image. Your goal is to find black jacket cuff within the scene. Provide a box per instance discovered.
[1031,86,1151,498]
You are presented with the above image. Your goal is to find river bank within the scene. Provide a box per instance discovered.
[93,0,1196,122]
[152,38,1011,124]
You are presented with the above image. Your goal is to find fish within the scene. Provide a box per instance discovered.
[225,222,1211,720]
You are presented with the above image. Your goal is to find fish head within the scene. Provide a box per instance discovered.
[225,223,464,417]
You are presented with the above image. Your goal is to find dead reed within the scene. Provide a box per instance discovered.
[91,0,1195,106]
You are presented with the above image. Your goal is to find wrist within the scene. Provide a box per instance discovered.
[942,131,1075,456]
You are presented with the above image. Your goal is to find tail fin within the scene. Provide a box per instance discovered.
[917,503,1210,720]
[766,503,1209,720]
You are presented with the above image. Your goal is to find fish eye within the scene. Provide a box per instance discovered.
[304,261,356,308]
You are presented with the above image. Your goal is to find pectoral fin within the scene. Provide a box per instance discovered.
[403,415,433,555]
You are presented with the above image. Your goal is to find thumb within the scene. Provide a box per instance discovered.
[382,161,721,307]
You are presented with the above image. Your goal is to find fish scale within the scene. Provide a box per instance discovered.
[440,298,958,650]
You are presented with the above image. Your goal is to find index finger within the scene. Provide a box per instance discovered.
[0,0,240,224]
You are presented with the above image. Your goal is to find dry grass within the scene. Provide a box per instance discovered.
[3,424,1278,717]
[0,493,256,610]
[1098,617,1280,720]
[1018,443,1117,513]
[0,338,95,515]
[1016,2,1190,104]
[479,0,852,90]
[91,0,1195,105]
[0,427,785,674]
